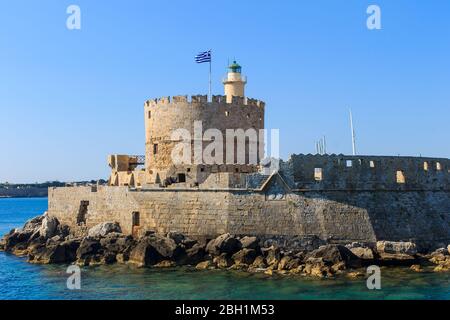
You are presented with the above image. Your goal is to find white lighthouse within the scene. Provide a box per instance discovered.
[223,60,247,103]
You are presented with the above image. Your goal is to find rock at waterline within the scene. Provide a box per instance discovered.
[205,233,242,256]
[239,236,260,250]
[376,241,417,261]
[213,253,233,268]
[128,235,185,267]
[348,247,374,261]
[307,244,362,268]
[232,248,257,266]
[262,246,281,267]
[195,260,214,270]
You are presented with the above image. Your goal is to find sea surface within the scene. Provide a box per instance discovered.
[0,197,449,300]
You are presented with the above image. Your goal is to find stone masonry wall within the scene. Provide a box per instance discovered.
[284,154,449,191]
[48,185,450,250]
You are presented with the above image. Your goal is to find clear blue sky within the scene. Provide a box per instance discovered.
[1,0,449,183]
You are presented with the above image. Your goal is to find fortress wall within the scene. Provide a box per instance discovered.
[48,186,230,236]
[48,185,450,250]
[286,154,449,191]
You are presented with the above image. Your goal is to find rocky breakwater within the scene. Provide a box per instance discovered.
[1,214,449,278]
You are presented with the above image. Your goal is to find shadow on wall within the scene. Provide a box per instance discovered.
[299,190,450,251]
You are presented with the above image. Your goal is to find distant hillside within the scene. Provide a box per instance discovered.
[0,180,107,198]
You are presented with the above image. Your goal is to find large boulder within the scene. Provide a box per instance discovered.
[60,239,81,262]
[195,260,214,270]
[232,249,257,265]
[38,216,59,239]
[206,234,241,256]
[307,245,361,268]
[213,253,233,268]
[239,236,259,250]
[430,248,449,257]
[88,222,122,238]
[349,247,375,261]
[303,257,334,278]
[56,224,71,239]
[2,229,33,253]
[251,256,268,269]
[128,235,182,267]
[23,215,44,233]
[28,238,80,264]
[99,233,135,263]
[28,243,65,264]
[429,249,449,265]
[76,237,102,265]
[148,235,181,259]
[262,246,281,267]
[181,238,198,250]
[185,243,206,265]
[430,252,450,272]
[376,241,417,261]
[166,231,185,244]
[113,235,136,264]
[278,256,301,271]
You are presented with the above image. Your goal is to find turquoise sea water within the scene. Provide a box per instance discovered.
[0,198,449,300]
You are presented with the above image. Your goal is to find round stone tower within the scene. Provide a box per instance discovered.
[143,63,265,186]
[223,60,247,103]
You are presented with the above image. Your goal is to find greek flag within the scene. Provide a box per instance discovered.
[195,50,211,63]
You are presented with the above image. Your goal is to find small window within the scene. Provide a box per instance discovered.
[314,168,323,181]
[148,110,151,119]
[225,111,230,116]
[200,167,205,172]
[370,161,375,168]
[424,162,429,171]
[186,168,191,172]
[132,211,140,227]
[436,162,442,171]
[346,160,353,167]
[178,173,186,183]
[153,144,158,155]
[235,167,239,173]
[396,171,406,184]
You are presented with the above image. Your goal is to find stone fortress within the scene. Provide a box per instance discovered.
[48,61,450,251]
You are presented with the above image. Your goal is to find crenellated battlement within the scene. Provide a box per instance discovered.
[143,93,265,181]
[144,95,265,109]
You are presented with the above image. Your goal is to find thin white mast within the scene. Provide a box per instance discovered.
[350,109,357,156]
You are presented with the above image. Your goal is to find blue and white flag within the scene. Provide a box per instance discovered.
[195,50,211,63]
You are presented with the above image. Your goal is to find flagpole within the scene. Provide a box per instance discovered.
[208,50,212,102]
